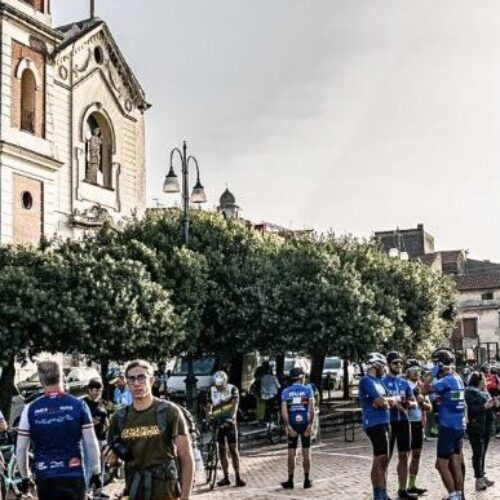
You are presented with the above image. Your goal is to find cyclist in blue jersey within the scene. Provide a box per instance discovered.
[382,352,418,500]
[16,360,101,500]
[280,367,314,490]
[405,359,432,496]
[359,353,395,500]
[110,372,133,409]
[431,349,466,500]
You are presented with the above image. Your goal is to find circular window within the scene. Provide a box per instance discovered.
[94,46,104,65]
[22,191,33,210]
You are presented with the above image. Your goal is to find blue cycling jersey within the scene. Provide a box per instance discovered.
[432,372,466,430]
[406,380,423,423]
[359,374,390,430]
[113,386,133,407]
[382,374,414,422]
[281,384,313,430]
[18,392,93,480]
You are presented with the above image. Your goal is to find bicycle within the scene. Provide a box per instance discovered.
[199,419,221,491]
[0,429,32,499]
[264,398,284,444]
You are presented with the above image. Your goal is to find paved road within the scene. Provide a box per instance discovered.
[189,432,500,500]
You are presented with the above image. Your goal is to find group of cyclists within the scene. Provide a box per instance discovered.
[360,348,500,500]
[1,348,498,499]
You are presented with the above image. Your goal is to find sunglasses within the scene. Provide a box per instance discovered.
[127,374,148,385]
[391,361,404,366]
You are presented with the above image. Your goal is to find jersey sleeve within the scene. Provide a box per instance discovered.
[360,377,380,400]
[404,380,414,398]
[169,405,189,439]
[432,377,448,395]
[17,404,31,438]
[80,400,94,431]
[0,410,5,423]
[231,385,239,400]
[281,387,289,403]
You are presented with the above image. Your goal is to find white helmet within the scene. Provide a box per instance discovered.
[213,371,228,387]
[366,353,387,367]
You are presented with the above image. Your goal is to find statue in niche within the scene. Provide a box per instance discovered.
[86,127,102,184]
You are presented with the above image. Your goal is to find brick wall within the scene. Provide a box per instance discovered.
[11,40,45,137]
[12,174,43,245]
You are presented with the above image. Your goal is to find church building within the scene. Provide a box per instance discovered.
[0,0,149,245]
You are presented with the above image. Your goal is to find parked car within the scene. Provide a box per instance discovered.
[322,357,355,390]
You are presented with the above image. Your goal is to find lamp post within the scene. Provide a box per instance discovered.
[163,140,207,414]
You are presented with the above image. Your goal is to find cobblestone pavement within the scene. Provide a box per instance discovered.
[102,431,500,499]
[190,433,500,500]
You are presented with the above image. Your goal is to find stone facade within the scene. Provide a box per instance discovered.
[0,0,149,245]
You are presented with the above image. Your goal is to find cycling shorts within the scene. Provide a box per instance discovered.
[217,422,238,447]
[36,477,86,500]
[437,425,464,459]
[366,424,390,456]
[410,421,424,451]
[390,420,411,454]
[287,427,311,449]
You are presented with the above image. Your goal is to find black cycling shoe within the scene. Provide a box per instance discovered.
[407,487,427,496]
[235,477,246,487]
[217,477,231,487]
[304,478,313,489]
[398,491,418,499]
[281,480,294,489]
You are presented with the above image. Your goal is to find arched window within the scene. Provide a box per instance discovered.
[20,69,36,133]
[85,112,114,188]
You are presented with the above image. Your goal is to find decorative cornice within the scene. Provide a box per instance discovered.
[0,140,63,171]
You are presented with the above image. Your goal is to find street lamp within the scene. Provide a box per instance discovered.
[163,140,207,414]
[389,228,409,261]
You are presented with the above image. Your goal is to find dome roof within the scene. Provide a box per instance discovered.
[219,188,236,206]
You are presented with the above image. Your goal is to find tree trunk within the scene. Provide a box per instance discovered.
[276,354,285,385]
[342,357,350,400]
[229,352,244,388]
[0,356,17,421]
[310,352,325,403]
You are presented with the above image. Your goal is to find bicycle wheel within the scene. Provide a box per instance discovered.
[205,441,218,490]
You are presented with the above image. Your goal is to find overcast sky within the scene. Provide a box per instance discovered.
[53,1,500,261]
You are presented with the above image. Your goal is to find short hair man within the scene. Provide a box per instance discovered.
[16,360,101,500]
[432,349,466,500]
[106,360,194,500]
[280,367,314,490]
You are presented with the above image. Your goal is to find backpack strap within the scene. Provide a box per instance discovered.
[114,404,131,436]
[154,399,173,442]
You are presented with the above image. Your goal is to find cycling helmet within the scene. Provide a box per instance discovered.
[213,371,228,387]
[366,353,387,367]
[289,367,305,381]
[386,351,404,365]
[432,348,455,367]
[480,363,491,373]
[406,358,421,373]
[107,368,124,385]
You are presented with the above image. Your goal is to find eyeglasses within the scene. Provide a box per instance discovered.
[126,374,148,385]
